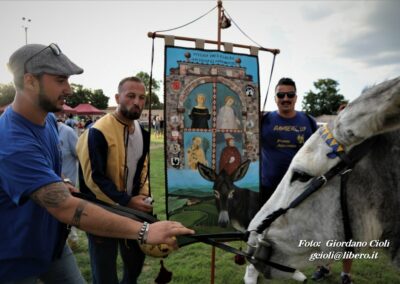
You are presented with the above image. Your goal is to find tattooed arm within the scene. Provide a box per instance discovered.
[30,182,194,245]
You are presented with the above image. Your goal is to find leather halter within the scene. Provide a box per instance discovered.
[249,125,377,273]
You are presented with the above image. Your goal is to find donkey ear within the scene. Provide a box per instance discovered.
[197,162,216,181]
[231,160,250,182]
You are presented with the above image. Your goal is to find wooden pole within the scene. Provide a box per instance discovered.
[214,2,222,278]
[147,32,280,55]
[217,0,222,51]
[211,246,216,284]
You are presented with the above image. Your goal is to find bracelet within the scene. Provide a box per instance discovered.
[63,178,72,185]
[137,222,149,245]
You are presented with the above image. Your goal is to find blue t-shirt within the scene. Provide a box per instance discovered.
[0,106,63,282]
[261,111,317,190]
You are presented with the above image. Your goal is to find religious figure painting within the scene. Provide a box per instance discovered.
[185,134,210,170]
[216,95,242,130]
[217,133,243,175]
[187,92,211,129]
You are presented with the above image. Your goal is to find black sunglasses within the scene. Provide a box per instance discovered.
[23,43,62,74]
[276,92,296,99]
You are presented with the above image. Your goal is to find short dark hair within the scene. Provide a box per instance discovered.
[118,76,145,93]
[14,74,43,91]
[13,76,24,91]
[276,77,296,92]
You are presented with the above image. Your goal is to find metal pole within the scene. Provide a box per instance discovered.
[22,17,31,45]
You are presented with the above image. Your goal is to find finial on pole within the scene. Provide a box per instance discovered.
[22,17,32,45]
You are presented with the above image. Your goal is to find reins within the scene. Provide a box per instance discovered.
[72,126,377,275]
[71,191,297,273]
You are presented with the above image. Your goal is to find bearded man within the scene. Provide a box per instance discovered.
[77,76,152,284]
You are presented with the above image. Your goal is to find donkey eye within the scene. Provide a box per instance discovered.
[291,170,313,183]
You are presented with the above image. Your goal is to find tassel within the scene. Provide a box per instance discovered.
[234,254,246,265]
[155,260,173,284]
[234,247,246,265]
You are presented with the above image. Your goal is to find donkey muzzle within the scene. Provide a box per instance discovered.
[218,210,230,227]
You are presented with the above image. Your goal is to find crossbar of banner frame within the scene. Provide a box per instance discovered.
[147,32,280,55]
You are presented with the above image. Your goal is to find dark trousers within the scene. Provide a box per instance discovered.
[87,234,145,284]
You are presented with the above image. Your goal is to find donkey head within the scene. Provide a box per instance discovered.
[246,76,400,279]
[198,160,250,228]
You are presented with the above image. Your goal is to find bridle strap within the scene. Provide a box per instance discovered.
[254,178,317,233]
[191,235,296,273]
[340,170,354,252]
[254,136,378,235]
[72,192,242,239]
[72,192,297,272]
[72,192,158,223]
[337,136,378,251]
[243,136,377,274]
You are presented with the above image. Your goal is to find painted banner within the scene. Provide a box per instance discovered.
[164,46,260,237]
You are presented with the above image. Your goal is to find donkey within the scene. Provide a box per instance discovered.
[246,76,400,281]
[198,160,259,232]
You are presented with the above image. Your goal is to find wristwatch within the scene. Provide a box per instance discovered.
[63,178,73,185]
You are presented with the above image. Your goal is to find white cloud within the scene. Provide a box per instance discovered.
[336,1,400,67]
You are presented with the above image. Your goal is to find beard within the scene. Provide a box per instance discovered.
[38,81,63,113]
[119,104,142,120]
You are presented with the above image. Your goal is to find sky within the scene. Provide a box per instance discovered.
[0,0,399,110]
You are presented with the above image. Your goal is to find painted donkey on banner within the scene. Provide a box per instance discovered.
[198,160,259,232]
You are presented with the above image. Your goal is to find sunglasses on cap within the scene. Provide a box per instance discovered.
[276,92,296,99]
[24,43,62,74]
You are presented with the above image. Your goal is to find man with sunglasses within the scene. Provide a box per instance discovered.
[245,77,317,283]
[260,77,317,205]
[0,43,194,284]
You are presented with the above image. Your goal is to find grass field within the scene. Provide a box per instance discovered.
[73,134,400,283]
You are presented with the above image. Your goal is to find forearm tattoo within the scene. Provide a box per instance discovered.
[71,200,88,228]
[31,182,70,208]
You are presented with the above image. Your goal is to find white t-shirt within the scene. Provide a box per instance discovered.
[126,120,143,195]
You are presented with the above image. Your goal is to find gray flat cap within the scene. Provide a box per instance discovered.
[8,43,83,78]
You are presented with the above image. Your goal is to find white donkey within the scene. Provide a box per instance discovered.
[245,76,400,282]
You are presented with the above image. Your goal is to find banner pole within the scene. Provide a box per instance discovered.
[217,0,222,51]
[213,0,220,272]
[211,246,216,284]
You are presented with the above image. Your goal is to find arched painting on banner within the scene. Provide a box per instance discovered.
[164,46,260,236]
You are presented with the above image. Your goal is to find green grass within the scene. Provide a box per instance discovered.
[73,136,400,283]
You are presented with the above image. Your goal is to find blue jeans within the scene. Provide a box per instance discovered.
[4,244,85,284]
[87,234,145,284]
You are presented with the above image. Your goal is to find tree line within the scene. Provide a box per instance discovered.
[0,72,163,111]
[1,75,346,117]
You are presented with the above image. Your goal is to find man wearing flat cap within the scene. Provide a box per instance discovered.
[0,44,194,283]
